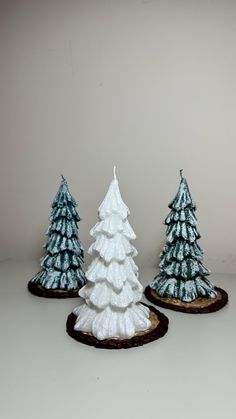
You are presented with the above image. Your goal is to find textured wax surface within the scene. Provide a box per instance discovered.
[30,178,86,290]
[151,176,216,302]
[73,174,151,340]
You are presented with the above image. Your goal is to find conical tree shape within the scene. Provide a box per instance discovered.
[150,172,217,302]
[30,177,86,292]
[73,168,151,340]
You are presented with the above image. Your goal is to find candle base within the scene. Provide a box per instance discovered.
[66,304,168,349]
[144,286,228,314]
[27,281,80,298]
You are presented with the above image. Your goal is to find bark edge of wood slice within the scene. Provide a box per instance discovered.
[66,303,169,349]
[144,286,228,314]
[27,281,80,299]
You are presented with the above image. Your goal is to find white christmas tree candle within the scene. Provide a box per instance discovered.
[73,167,151,340]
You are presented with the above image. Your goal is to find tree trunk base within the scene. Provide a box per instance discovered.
[144,286,228,314]
[27,281,80,299]
[66,303,169,349]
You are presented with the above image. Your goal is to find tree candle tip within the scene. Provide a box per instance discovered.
[113,166,117,179]
[180,169,183,179]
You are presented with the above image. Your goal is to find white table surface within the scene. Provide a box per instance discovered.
[0,260,235,419]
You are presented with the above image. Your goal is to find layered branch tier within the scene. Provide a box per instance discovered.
[166,221,200,243]
[151,275,216,301]
[165,207,197,226]
[160,241,204,262]
[41,251,84,271]
[50,204,80,222]
[73,170,151,340]
[80,280,142,309]
[34,268,85,290]
[90,214,136,239]
[73,303,150,341]
[88,232,138,263]
[46,217,79,238]
[86,257,139,290]
[160,257,210,278]
[44,234,83,255]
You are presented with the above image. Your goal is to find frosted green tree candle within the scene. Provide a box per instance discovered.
[145,171,228,313]
[28,176,86,298]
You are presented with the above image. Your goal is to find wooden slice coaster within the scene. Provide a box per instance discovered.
[66,304,169,349]
[144,286,228,314]
[27,281,80,298]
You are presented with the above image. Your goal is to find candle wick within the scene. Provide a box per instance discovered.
[113,166,117,180]
[180,169,183,179]
[61,174,66,182]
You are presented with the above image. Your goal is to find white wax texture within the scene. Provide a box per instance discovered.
[73,175,151,340]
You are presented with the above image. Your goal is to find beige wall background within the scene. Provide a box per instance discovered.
[0,0,236,273]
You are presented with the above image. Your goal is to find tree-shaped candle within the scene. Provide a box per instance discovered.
[28,176,86,298]
[67,168,168,349]
[145,171,228,313]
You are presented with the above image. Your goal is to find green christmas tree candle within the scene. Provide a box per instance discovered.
[150,170,216,302]
[145,170,228,313]
[28,176,86,298]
